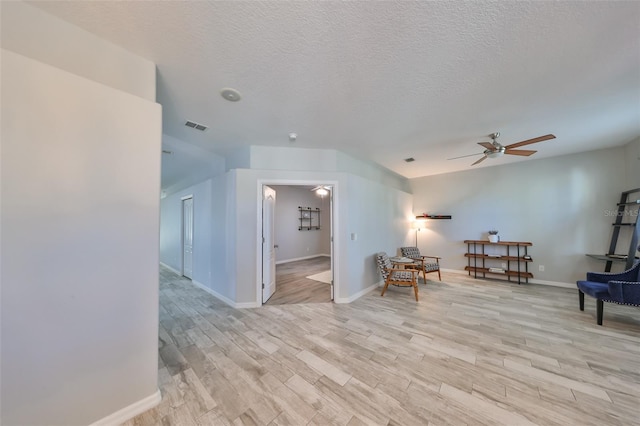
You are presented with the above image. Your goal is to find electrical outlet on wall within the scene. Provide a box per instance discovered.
[539,265,545,272]
[501,262,507,269]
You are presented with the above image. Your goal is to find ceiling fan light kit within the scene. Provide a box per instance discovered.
[451,132,556,166]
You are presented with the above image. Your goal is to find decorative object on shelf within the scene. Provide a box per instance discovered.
[464,240,533,284]
[298,206,321,231]
[488,230,499,243]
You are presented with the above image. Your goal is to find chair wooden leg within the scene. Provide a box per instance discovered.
[381,281,390,297]
[422,269,426,283]
[437,268,441,281]
[597,299,603,325]
[579,290,584,311]
[413,282,419,301]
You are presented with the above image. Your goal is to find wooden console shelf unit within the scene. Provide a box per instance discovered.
[464,240,533,284]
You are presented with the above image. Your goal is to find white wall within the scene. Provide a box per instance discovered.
[625,137,640,188]
[159,175,231,300]
[272,186,331,262]
[231,169,412,306]
[250,146,337,171]
[1,49,161,425]
[344,174,414,298]
[1,1,156,101]
[337,151,412,193]
[410,147,629,285]
[160,180,212,279]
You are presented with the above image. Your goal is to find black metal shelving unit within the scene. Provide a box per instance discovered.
[587,188,640,271]
[298,207,321,231]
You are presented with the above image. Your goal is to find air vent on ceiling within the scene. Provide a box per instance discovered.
[404,157,415,163]
[185,120,208,131]
[162,150,173,155]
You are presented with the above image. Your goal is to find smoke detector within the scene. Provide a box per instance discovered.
[221,88,242,102]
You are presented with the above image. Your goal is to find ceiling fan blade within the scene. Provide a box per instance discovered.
[471,155,488,166]
[504,149,537,156]
[505,134,555,149]
[478,142,496,150]
[447,152,484,160]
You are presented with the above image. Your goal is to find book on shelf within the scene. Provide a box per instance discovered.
[488,267,505,273]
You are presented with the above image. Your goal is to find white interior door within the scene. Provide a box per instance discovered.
[262,186,276,303]
[329,190,334,301]
[182,197,193,279]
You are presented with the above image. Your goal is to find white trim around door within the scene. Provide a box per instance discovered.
[256,179,340,307]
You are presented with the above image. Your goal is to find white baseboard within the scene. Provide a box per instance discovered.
[191,280,261,309]
[235,301,261,308]
[276,254,330,265]
[529,278,575,289]
[334,281,381,304]
[441,268,575,289]
[191,280,235,307]
[159,262,180,275]
[441,268,468,275]
[90,389,161,426]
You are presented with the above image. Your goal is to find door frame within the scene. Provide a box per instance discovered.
[181,194,194,278]
[255,179,339,307]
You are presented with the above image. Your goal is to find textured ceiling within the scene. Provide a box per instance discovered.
[30,1,640,182]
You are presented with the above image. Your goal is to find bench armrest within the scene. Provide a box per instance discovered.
[608,280,640,304]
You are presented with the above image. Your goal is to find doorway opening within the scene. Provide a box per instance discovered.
[257,181,338,306]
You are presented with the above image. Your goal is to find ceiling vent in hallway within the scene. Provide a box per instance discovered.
[404,157,415,163]
[185,120,208,131]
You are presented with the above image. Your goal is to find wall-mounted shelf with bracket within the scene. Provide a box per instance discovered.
[415,214,452,220]
[298,207,321,231]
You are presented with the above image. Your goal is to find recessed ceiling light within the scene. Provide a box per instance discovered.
[221,88,241,102]
[289,133,297,142]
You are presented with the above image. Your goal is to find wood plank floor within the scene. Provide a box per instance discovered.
[266,257,332,305]
[125,267,640,425]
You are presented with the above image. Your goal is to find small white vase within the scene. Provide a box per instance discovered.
[488,235,499,243]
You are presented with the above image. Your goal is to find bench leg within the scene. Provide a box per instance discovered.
[597,299,603,325]
[381,281,389,297]
[579,290,584,311]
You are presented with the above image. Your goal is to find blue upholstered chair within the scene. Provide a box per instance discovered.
[400,246,441,282]
[376,252,420,301]
[576,261,640,325]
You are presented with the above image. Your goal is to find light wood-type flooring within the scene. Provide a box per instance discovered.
[266,257,332,305]
[125,267,640,425]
